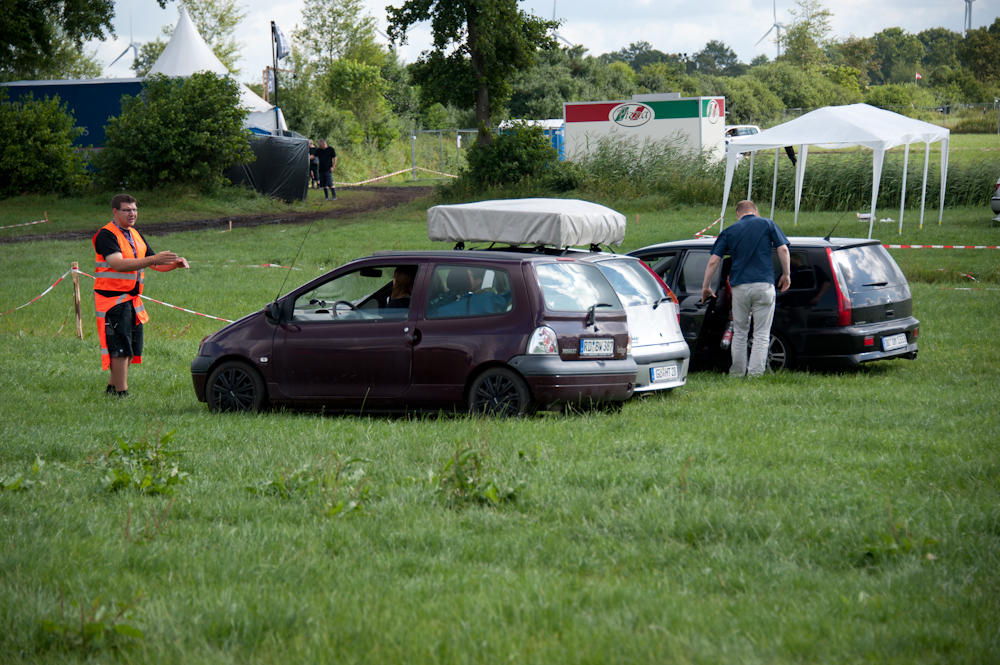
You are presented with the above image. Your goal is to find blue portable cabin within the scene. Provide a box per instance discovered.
[0,78,144,148]
[498,119,565,160]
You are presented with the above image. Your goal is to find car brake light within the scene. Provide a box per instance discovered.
[638,261,679,305]
[864,336,874,347]
[527,326,559,355]
[913,327,919,339]
[826,247,852,326]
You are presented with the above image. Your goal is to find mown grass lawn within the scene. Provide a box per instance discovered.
[1,201,998,663]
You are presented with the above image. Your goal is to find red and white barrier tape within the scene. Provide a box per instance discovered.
[333,165,458,186]
[0,270,70,316]
[73,269,234,323]
[0,218,49,230]
[695,217,721,238]
[416,166,457,178]
[883,244,1000,250]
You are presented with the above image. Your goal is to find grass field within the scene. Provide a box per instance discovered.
[1,200,998,663]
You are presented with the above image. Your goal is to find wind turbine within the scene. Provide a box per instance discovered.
[109,15,142,69]
[551,0,574,48]
[963,0,975,35]
[755,0,784,59]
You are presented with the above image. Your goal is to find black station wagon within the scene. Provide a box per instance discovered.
[629,237,920,371]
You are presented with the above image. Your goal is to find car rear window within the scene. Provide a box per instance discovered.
[425,265,513,318]
[535,263,623,312]
[832,245,907,291]
[595,259,664,306]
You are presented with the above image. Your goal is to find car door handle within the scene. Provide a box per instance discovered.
[407,328,422,347]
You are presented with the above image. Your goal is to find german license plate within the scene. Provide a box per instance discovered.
[882,333,907,351]
[580,338,614,357]
[650,364,678,383]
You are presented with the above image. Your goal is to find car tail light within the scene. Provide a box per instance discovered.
[864,336,874,347]
[826,247,852,326]
[913,327,919,339]
[526,326,559,355]
[639,261,679,305]
[198,334,211,354]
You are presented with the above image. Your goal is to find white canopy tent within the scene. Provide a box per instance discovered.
[722,104,950,239]
[148,8,287,133]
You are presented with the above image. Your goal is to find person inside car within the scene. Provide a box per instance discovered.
[386,267,417,310]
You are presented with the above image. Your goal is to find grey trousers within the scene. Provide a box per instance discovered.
[730,282,776,377]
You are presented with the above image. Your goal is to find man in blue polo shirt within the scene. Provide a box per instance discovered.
[702,200,791,377]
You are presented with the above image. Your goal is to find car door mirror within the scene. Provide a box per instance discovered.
[266,301,282,324]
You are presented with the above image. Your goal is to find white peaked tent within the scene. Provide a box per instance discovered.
[722,104,950,239]
[148,8,287,133]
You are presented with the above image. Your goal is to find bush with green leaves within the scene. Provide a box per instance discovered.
[455,122,560,191]
[98,428,189,496]
[0,90,89,198]
[94,72,254,191]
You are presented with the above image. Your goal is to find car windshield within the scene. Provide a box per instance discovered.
[595,259,664,307]
[832,245,907,291]
[534,263,623,312]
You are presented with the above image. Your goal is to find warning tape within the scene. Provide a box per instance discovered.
[332,165,458,186]
[189,261,300,270]
[695,217,721,238]
[73,269,234,323]
[0,270,70,316]
[943,287,1000,291]
[0,216,49,230]
[883,244,1000,249]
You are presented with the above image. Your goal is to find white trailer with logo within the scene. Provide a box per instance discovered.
[563,93,727,161]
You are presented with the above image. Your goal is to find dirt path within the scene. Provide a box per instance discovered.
[0,186,434,244]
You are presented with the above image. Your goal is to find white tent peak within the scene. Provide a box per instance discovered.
[147,7,285,130]
[722,104,949,238]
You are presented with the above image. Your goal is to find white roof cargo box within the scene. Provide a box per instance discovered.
[427,198,626,248]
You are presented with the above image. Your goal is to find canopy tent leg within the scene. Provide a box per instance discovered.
[747,151,755,201]
[868,148,885,240]
[919,142,930,229]
[793,144,808,227]
[939,137,949,225]
[899,143,910,235]
[770,147,779,220]
[720,149,740,232]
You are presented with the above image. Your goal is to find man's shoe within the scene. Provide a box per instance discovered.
[106,384,116,395]
[116,390,129,398]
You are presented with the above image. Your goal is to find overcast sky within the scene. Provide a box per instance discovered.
[91,0,999,83]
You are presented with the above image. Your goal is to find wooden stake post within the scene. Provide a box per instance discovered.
[72,262,83,339]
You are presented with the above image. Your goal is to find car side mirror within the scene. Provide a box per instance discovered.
[266,301,281,323]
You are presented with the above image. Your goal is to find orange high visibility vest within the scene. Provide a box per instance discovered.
[93,222,151,370]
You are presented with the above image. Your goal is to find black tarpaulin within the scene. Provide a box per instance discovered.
[226,134,309,202]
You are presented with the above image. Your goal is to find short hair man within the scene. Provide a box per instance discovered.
[93,194,189,396]
[702,200,790,377]
[315,139,338,201]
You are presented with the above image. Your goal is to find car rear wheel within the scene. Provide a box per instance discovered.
[468,368,532,417]
[765,333,794,372]
[207,360,266,413]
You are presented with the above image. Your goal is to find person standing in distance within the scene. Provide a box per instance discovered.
[93,194,189,397]
[315,138,337,201]
[702,199,790,377]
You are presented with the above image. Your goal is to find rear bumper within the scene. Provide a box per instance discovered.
[508,355,637,404]
[632,341,690,391]
[795,318,919,368]
[991,196,1000,214]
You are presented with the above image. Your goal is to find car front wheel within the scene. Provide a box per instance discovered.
[468,368,533,417]
[765,333,795,372]
[207,360,267,413]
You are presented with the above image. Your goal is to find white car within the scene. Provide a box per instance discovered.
[725,124,761,155]
[991,174,1000,220]
[581,254,690,392]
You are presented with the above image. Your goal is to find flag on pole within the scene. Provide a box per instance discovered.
[915,72,922,80]
[266,68,275,94]
[273,24,291,60]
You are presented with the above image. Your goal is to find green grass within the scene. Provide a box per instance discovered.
[1,203,998,663]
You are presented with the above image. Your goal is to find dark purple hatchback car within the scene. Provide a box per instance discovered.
[191,250,637,415]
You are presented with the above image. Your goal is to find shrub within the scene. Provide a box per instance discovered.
[456,122,560,191]
[0,90,89,198]
[953,110,999,134]
[94,72,254,190]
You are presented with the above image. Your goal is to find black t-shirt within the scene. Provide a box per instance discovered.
[94,227,153,297]
[309,146,318,164]
[315,146,336,171]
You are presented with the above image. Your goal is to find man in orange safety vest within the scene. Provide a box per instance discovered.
[93,194,189,397]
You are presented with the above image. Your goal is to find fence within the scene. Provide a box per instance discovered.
[406,129,478,181]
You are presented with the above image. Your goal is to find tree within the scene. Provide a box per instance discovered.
[599,41,672,72]
[693,40,745,76]
[94,72,253,190]
[326,59,399,147]
[917,27,962,70]
[509,47,586,119]
[960,18,1000,84]
[750,61,861,109]
[387,0,556,144]
[132,0,246,76]
[0,90,89,197]
[870,27,924,85]
[294,0,381,73]
[1,0,126,81]
[699,75,783,124]
[778,0,833,70]
[832,35,879,87]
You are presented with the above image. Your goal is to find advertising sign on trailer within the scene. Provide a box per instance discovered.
[563,94,727,161]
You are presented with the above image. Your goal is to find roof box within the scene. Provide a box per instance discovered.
[427,198,626,248]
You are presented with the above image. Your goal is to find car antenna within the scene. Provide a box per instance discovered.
[823,209,851,242]
[275,216,318,302]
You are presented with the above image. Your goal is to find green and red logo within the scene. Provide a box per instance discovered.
[609,103,653,127]
[703,98,724,123]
